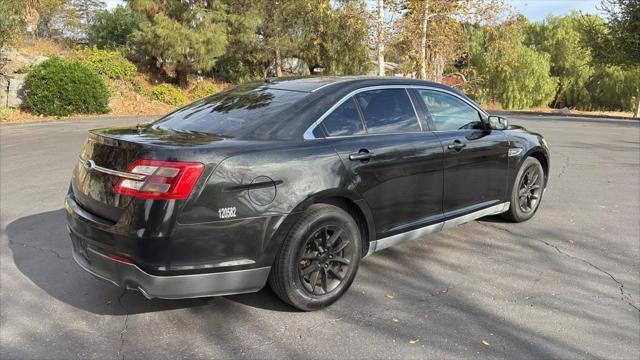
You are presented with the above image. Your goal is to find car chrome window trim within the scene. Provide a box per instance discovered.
[303,85,488,140]
[405,88,424,131]
[415,88,489,133]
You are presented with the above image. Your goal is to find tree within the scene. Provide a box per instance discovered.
[0,0,27,49]
[526,13,593,109]
[258,0,306,77]
[130,0,228,88]
[33,0,69,39]
[377,0,385,76]
[581,0,640,117]
[465,17,557,109]
[88,6,142,50]
[299,0,370,75]
[391,0,505,81]
[215,0,267,82]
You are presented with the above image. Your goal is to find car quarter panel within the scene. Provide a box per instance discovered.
[176,141,357,267]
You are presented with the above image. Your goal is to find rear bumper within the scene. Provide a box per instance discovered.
[65,192,274,299]
[70,234,270,299]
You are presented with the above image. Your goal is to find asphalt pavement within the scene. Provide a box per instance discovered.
[1,114,639,359]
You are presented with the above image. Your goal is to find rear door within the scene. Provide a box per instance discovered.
[317,88,444,238]
[414,89,509,216]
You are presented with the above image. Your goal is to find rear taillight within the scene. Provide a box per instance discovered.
[114,160,205,200]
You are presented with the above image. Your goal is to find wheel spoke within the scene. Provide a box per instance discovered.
[328,267,343,280]
[519,187,528,196]
[301,263,318,276]
[523,169,532,184]
[331,239,350,254]
[302,251,320,260]
[309,269,320,292]
[530,194,539,200]
[327,229,343,247]
[530,184,540,190]
[320,268,328,293]
[331,256,351,265]
[531,172,539,184]
[519,196,527,208]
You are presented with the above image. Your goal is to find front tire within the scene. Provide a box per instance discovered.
[503,157,545,222]
[268,204,361,311]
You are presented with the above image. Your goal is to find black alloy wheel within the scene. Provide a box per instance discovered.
[503,156,545,222]
[517,164,543,213]
[298,225,354,296]
[269,203,361,311]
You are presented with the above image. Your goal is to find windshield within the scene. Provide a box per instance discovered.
[152,83,308,137]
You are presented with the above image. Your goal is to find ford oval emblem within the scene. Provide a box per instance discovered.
[84,159,96,171]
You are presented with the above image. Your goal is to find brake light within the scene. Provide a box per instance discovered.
[114,160,205,200]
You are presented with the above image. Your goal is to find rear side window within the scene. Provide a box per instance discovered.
[355,89,420,134]
[152,85,307,137]
[416,89,483,131]
[321,98,366,137]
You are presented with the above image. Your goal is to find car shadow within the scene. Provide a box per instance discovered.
[5,209,293,315]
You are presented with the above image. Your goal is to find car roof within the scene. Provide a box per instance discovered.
[265,76,454,93]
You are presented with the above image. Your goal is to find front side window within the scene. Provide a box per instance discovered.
[321,98,366,137]
[355,89,421,134]
[416,90,483,131]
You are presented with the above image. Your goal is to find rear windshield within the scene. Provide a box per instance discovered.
[151,84,307,137]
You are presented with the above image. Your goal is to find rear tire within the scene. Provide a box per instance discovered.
[268,203,361,311]
[502,157,545,222]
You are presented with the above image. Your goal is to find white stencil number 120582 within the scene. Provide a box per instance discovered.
[218,207,237,219]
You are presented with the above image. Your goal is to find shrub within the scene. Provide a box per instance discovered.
[190,82,219,100]
[151,84,187,106]
[24,58,110,116]
[71,48,137,81]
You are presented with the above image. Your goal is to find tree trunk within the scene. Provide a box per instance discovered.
[275,47,283,77]
[635,92,640,118]
[419,1,429,80]
[176,65,189,89]
[377,0,385,76]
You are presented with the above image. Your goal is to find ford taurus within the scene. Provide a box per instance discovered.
[66,76,550,311]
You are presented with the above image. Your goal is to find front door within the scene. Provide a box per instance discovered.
[414,89,509,216]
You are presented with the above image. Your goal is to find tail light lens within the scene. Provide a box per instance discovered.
[114,160,205,200]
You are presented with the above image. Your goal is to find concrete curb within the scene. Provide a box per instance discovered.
[0,115,160,127]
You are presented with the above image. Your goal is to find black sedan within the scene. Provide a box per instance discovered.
[66,76,549,311]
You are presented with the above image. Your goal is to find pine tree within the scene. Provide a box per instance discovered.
[129,0,228,88]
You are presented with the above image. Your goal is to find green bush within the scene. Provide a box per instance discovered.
[190,82,219,100]
[71,48,137,81]
[151,84,187,106]
[24,58,110,116]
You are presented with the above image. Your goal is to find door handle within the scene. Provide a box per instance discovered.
[349,149,373,161]
[447,140,466,151]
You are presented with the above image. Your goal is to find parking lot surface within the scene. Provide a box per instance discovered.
[1,114,639,359]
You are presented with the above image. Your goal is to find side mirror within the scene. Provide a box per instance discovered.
[488,115,508,130]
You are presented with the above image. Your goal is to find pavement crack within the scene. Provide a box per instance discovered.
[8,239,70,260]
[554,149,570,179]
[479,222,639,312]
[117,290,130,360]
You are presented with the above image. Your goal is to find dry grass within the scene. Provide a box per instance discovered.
[17,38,73,58]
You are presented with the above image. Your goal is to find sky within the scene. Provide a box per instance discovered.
[507,0,602,21]
[104,0,603,23]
